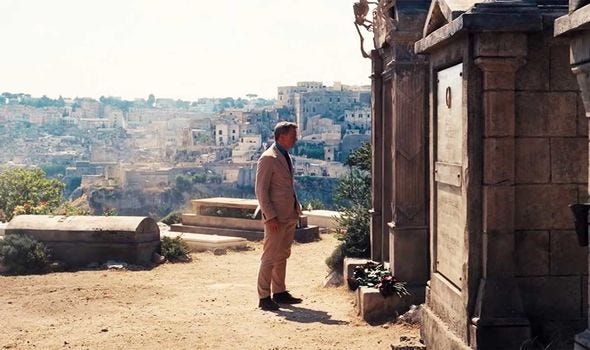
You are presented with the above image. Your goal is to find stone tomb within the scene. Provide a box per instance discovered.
[5,215,160,266]
[555,3,590,349]
[413,1,588,348]
[161,231,247,252]
[170,197,319,242]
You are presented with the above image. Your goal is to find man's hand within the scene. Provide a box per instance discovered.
[266,218,279,233]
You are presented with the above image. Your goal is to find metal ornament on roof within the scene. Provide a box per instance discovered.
[353,0,396,58]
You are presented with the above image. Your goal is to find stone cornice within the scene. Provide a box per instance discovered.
[415,3,543,54]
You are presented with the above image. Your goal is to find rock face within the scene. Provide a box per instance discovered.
[85,177,340,219]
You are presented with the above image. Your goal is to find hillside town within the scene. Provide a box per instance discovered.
[0,81,370,201]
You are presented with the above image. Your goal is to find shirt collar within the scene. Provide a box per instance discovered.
[275,142,288,155]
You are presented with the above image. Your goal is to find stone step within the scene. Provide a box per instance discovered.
[161,231,247,252]
[302,210,341,230]
[169,223,320,243]
[356,287,409,324]
[0,222,6,237]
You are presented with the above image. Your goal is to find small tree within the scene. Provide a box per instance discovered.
[326,143,371,273]
[0,167,64,220]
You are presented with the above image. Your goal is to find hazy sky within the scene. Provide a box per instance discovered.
[0,0,372,101]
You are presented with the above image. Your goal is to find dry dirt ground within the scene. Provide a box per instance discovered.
[1,232,419,350]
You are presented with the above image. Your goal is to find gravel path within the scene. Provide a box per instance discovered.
[1,232,419,350]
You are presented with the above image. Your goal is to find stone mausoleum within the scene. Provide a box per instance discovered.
[366,0,590,347]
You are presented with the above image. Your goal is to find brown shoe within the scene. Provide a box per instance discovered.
[259,297,279,311]
[272,291,302,304]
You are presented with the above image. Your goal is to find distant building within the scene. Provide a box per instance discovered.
[344,106,371,134]
[276,81,325,108]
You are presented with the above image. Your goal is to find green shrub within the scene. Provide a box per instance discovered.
[160,210,183,225]
[326,143,372,273]
[160,236,190,262]
[325,243,345,273]
[347,262,409,298]
[0,234,50,275]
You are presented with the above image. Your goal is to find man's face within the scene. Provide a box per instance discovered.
[278,128,298,150]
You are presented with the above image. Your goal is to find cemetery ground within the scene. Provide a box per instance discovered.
[0,232,419,350]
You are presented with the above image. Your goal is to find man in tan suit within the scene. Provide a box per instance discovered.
[256,121,303,311]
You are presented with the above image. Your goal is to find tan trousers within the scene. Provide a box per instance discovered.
[257,220,297,299]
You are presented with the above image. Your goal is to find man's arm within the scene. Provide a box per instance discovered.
[255,155,277,223]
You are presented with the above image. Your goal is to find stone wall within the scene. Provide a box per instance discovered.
[514,30,588,338]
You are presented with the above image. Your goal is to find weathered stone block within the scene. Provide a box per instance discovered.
[516,33,550,91]
[483,186,514,232]
[483,138,514,185]
[584,276,588,318]
[550,230,588,275]
[540,320,586,349]
[427,273,466,336]
[551,138,588,183]
[389,228,428,285]
[575,330,590,350]
[421,305,471,350]
[515,230,549,276]
[482,231,518,275]
[579,184,590,202]
[161,231,247,252]
[517,276,582,320]
[516,92,577,137]
[343,257,371,285]
[578,94,588,136]
[470,322,532,350]
[515,185,577,230]
[356,287,408,323]
[550,44,579,91]
[475,32,527,58]
[484,91,515,137]
[301,210,341,230]
[515,138,550,184]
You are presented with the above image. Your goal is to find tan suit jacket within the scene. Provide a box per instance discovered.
[255,143,301,223]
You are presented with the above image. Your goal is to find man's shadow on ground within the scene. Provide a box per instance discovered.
[273,304,349,325]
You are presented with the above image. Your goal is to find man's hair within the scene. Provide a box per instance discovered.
[274,121,298,140]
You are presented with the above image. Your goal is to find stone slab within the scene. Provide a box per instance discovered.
[435,183,464,288]
[356,287,409,323]
[343,257,371,284]
[181,213,264,231]
[170,223,320,243]
[0,222,6,236]
[515,230,549,276]
[554,4,590,37]
[421,303,471,350]
[550,137,588,183]
[515,138,550,184]
[161,231,247,252]
[550,230,588,275]
[517,276,582,320]
[191,197,259,214]
[301,210,341,230]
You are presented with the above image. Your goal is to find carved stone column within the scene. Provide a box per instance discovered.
[555,7,590,349]
[388,56,429,300]
[370,49,384,261]
[471,42,531,347]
